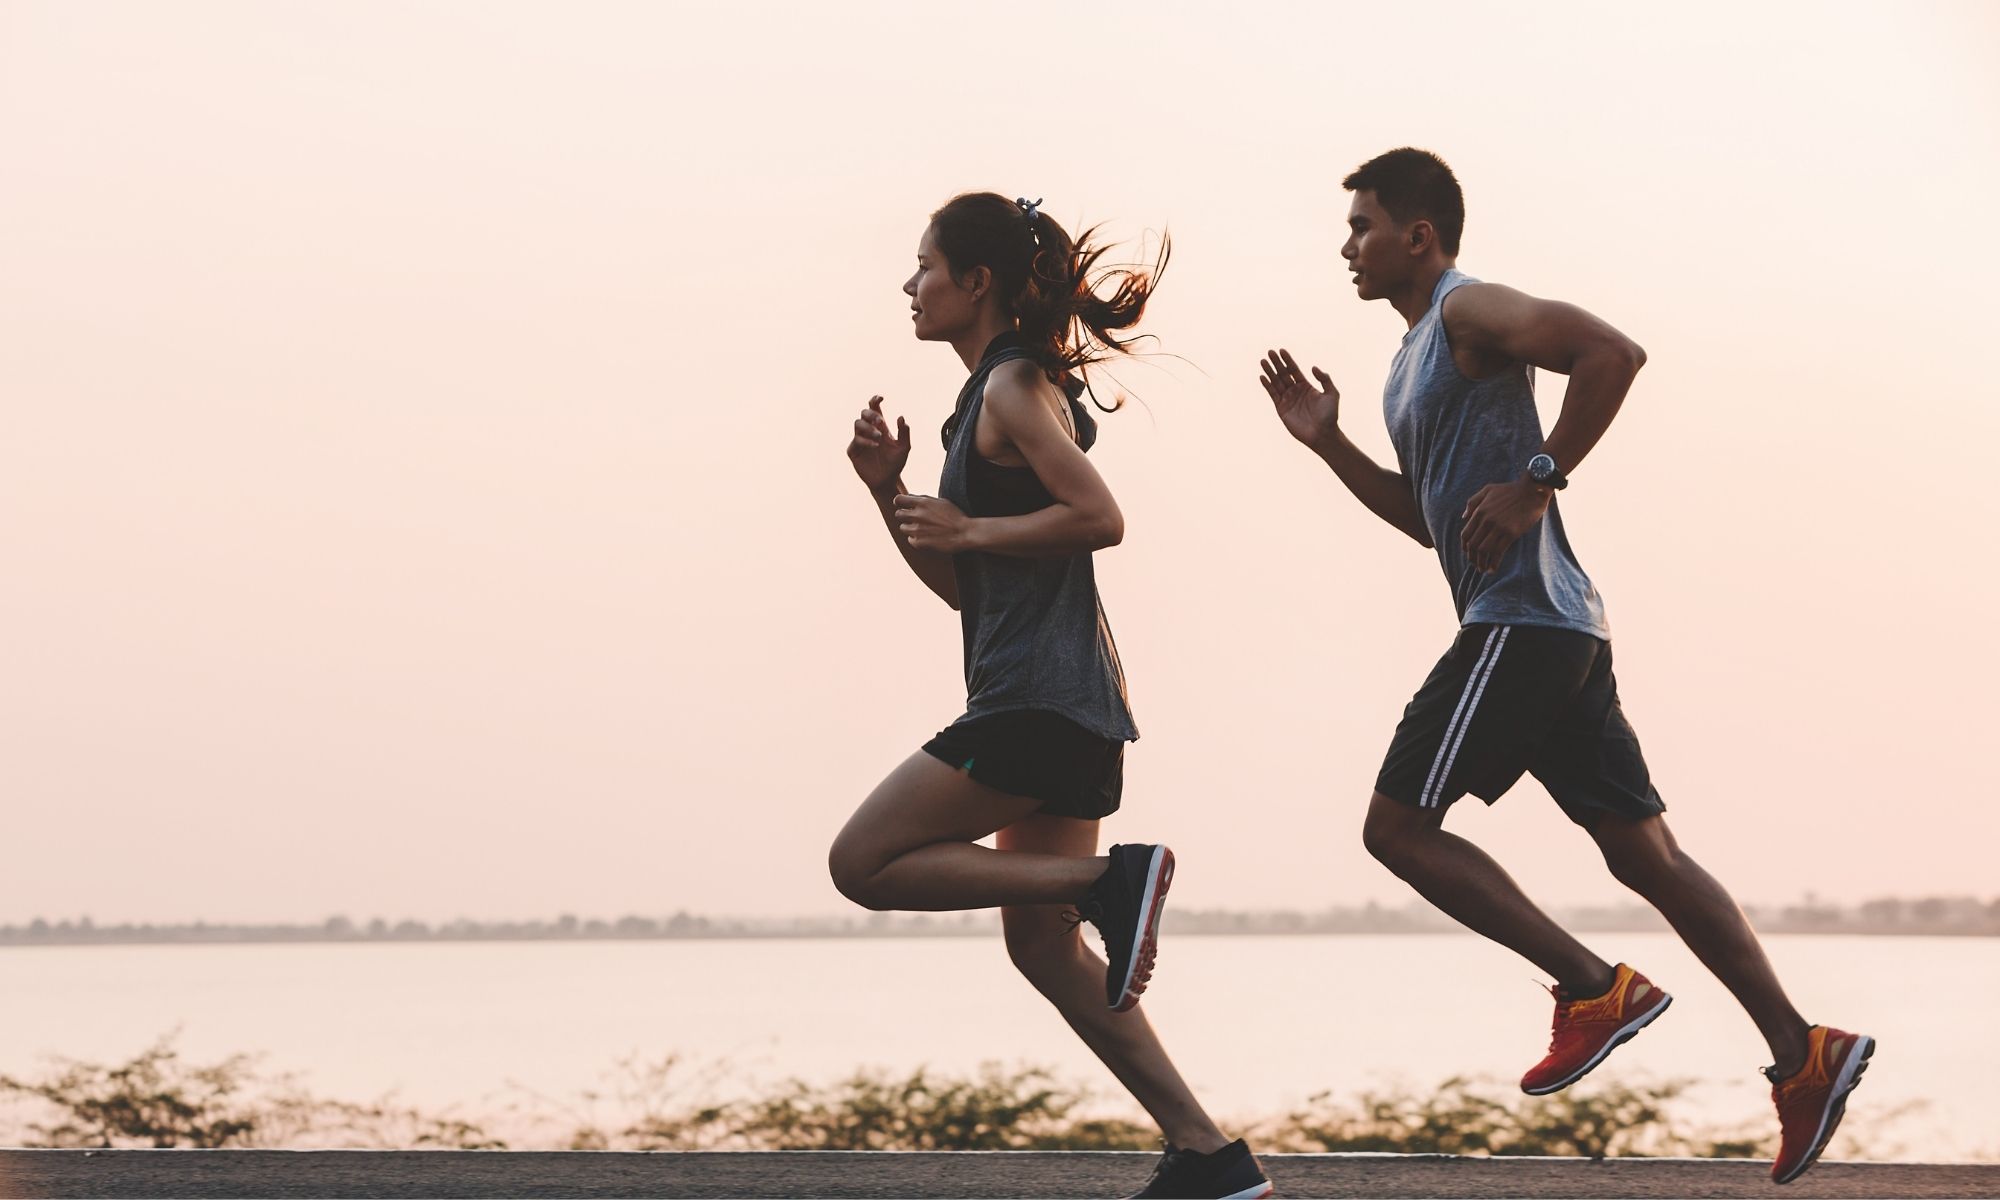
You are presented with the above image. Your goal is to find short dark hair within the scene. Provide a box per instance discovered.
[1342,147,1464,257]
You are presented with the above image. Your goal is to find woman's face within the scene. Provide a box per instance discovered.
[903,225,981,342]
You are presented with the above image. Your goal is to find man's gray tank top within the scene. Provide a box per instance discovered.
[1383,268,1610,640]
[936,335,1138,742]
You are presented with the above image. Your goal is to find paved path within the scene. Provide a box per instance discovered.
[2,1150,1995,1198]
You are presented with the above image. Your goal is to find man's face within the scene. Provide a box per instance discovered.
[1341,191,1408,301]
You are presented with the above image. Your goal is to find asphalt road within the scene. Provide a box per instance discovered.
[2,1150,1995,1199]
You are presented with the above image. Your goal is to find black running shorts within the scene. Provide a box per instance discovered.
[1376,624,1666,826]
[922,708,1125,820]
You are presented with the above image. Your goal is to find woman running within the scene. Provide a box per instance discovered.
[828,192,1271,1200]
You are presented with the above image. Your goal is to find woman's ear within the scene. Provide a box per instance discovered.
[962,264,993,301]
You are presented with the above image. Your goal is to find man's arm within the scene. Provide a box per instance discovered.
[1444,285,1647,572]
[1445,283,1646,476]
[1259,348,1433,548]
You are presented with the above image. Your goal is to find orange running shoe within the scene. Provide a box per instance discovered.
[1519,963,1672,1095]
[1769,1024,1876,1185]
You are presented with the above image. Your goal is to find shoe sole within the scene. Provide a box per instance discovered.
[1773,1034,1876,1186]
[1111,846,1173,1012]
[1521,989,1673,1096]
[1220,1185,1273,1199]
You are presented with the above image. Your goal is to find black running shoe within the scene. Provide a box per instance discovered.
[1129,1139,1274,1199]
[1075,843,1174,1011]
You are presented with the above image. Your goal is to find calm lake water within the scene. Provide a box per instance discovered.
[2,933,1992,1159]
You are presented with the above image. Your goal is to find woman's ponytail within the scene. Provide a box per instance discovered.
[929,192,1168,408]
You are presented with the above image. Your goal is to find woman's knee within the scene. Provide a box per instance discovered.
[827,836,891,910]
[1003,908,1083,984]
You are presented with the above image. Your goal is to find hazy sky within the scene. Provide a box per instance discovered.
[4,1,1996,924]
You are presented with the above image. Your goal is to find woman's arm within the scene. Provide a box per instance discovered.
[848,396,959,608]
[894,365,1123,558]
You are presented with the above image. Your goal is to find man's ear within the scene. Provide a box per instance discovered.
[1407,219,1437,257]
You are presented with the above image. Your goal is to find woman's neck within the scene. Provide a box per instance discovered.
[951,312,1019,371]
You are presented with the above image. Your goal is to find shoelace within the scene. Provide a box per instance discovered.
[1063,893,1157,993]
[1061,899,1155,995]
[1141,1145,1187,1188]
[1766,1054,1822,1093]
[1060,900,1106,947]
[1541,983,1568,1052]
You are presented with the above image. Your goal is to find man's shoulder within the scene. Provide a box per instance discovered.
[1440,277,1521,316]
[1440,278,1547,353]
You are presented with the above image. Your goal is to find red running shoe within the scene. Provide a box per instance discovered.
[1770,1024,1876,1185]
[1519,962,1672,1095]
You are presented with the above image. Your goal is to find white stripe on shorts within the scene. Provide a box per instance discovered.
[1420,625,1512,808]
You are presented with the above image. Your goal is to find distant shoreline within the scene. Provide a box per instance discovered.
[5,896,1995,946]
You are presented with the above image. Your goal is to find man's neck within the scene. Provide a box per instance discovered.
[1390,261,1455,330]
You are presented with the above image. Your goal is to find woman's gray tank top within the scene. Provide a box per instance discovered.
[935,336,1138,742]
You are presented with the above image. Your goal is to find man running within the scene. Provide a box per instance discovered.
[1258,146,1871,1185]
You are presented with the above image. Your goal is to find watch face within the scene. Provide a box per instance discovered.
[1529,454,1555,481]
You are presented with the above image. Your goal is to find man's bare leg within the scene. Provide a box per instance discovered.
[1362,792,1613,994]
[1588,813,1811,1075]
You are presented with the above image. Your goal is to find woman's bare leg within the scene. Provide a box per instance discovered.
[828,752,1108,910]
[998,812,1231,1154]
